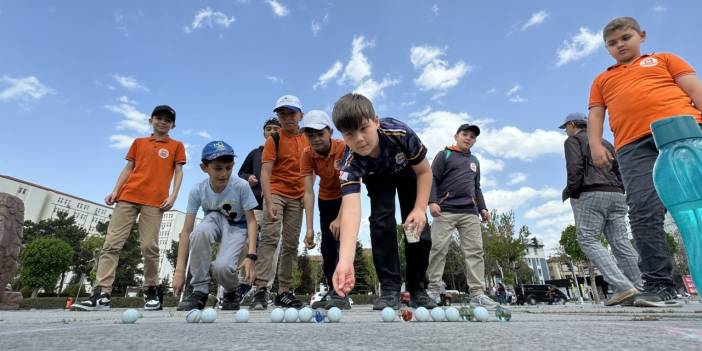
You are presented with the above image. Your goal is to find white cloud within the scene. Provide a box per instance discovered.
[507,172,528,185]
[353,77,400,101]
[432,4,439,16]
[506,84,528,103]
[521,10,549,31]
[483,186,560,213]
[524,200,570,219]
[104,102,150,133]
[652,5,667,12]
[311,13,329,36]
[112,74,148,91]
[556,27,602,66]
[184,7,235,34]
[509,95,528,103]
[505,84,521,97]
[117,96,138,105]
[410,45,471,91]
[182,129,193,135]
[479,126,565,160]
[266,76,283,84]
[0,75,54,103]
[266,0,289,17]
[197,131,212,139]
[484,88,497,95]
[313,61,343,89]
[340,36,374,85]
[109,134,135,149]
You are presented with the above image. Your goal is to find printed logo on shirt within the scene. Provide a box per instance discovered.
[640,57,658,67]
[395,152,407,165]
[470,162,477,172]
[158,148,170,159]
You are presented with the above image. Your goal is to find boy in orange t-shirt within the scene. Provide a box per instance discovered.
[73,105,186,311]
[587,17,702,307]
[299,110,349,309]
[250,95,309,310]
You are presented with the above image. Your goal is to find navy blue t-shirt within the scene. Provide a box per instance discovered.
[339,117,427,195]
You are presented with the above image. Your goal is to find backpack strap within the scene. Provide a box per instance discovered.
[444,149,453,160]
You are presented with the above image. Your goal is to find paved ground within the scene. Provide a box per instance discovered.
[2,302,702,350]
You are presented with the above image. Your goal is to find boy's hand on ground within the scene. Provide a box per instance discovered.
[160,195,176,211]
[266,203,278,220]
[173,272,185,296]
[304,229,316,249]
[429,203,442,217]
[333,261,355,297]
[104,192,117,206]
[329,218,341,239]
[480,209,490,223]
[239,259,255,282]
[248,175,258,187]
[591,144,614,169]
[405,208,427,237]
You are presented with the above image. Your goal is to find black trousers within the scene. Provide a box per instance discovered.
[318,197,342,291]
[364,172,432,293]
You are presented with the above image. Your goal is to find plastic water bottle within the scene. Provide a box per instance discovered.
[651,115,702,292]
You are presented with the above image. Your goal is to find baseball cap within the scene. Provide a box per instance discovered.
[301,110,332,131]
[151,105,176,121]
[273,95,302,113]
[559,112,587,129]
[456,123,481,136]
[201,141,236,161]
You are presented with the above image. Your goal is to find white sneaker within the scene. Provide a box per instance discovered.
[470,294,499,309]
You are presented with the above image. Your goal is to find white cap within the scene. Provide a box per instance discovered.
[273,95,302,113]
[301,110,332,130]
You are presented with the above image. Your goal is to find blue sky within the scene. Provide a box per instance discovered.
[1,1,699,254]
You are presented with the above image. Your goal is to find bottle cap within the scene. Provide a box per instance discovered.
[651,115,702,149]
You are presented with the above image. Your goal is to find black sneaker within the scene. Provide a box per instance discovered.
[250,288,269,310]
[221,290,241,310]
[326,291,352,310]
[144,286,162,311]
[236,283,253,304]
[409,288,438,309]
[634,282,681,307]
[72,288,111,311]
[275,291,304,309]
[310,292,329,309]
[177,291,208,311]
[373,291,400,310]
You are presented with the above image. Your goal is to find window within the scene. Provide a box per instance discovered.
[16,187,28,195]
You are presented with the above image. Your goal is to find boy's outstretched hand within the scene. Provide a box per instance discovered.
[239,258,256,283]
[333,261,355,297]
[591,143,614,169]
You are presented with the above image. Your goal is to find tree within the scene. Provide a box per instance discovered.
[79,235,104,285]
[352,241,371,294]
[482,212,529,287]
[560,225,599,302]
[95,221,143,295]
[19,238,73,298]
[364,253,378,294]
[297,249,314,294]
[396,224,407,279]
[666,231,689,275]
[166,240,179,273]
[442,231,467,292]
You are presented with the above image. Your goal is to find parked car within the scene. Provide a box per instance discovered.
[515,284,568,305]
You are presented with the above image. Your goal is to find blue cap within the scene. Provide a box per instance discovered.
[559,112,587,129]
[201,141,236,161]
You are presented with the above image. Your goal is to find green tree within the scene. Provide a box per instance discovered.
[20,238,73,298]
[352,241,371,294]
[166,240,179,272]
[364,253,378,294]
[560,224,600,302]
[79,235,104,284]
[396,224,407,279]
[95,221,143,295]
[442,231,467,292]
[297,249,314,294]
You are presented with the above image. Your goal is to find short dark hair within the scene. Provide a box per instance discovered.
[332,93,375,133]
[152,111,175,122]
[202,155,235,165]
[603,17,642,40]
[263,117,281,130]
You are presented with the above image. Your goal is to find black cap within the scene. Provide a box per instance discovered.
[456,123,480,136]
[152,105,176,121]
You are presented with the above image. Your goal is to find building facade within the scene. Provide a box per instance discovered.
[524,237,551,284]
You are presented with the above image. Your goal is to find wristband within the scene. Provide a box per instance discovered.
[246,253,258,261]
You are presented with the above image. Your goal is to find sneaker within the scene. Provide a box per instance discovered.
[310,292,329,309]
[326,291,352,310]
[250,288,269,310]
[144,286,162,311]
[409,289,438,309]
[236,283,253,304]
[373,291,400,310]
[605,288,638,306]
[177,291,208,311]
[220,290,241,310]
[470,294,499,309]
[72,289,111,311]
[275,291,304,309]
[634,282,681,307]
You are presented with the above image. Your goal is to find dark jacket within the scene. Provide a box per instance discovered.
[562,130,624,201]
[238,146,263,210]
[429,147,487,214]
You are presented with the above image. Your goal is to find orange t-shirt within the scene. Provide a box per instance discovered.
[117,135,187,207]
[262,130,309,199]
[589,53,702,150]
[300,139,346,200]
